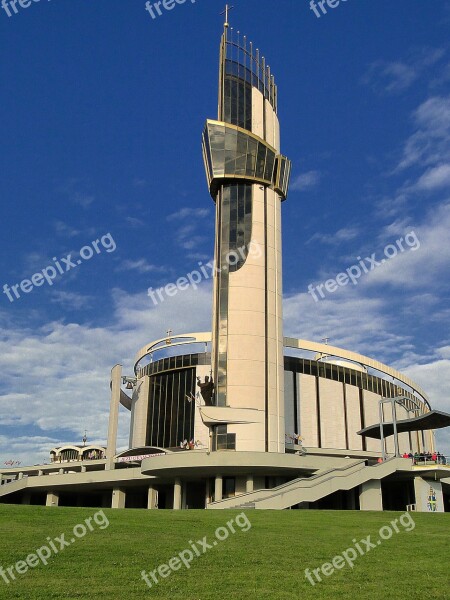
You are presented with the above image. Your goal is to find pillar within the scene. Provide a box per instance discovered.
[173,479,182,510]
[147,485,158,510]
[359,480,383,511]
[130,376,150,448]
[46,491,59,507]
[246,474,254,493]
[414,477,445,512]
[111,488,126,509]
[106,364,122,470]
[215,474,223,502]
[205,478,211,506]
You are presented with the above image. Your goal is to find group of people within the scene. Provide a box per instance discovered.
[402,451,447,465]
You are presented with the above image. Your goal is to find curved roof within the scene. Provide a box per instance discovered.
[133,332,430,406]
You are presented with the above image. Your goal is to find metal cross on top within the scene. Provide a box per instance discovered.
[221,4,234,28]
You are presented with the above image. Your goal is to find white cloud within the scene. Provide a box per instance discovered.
[125,216,146,228]
[0,285,213,466]
[307,227,360,245]
[54,221,80,238]
[362,48,445,95]
[291,170,321,192]
[50,291,94,310]
[167,207,210,221]
[414,163,450,191]
[399,349,450,455]
[397,95,450,171]
[117,259,165,274]
[366,201,450,288]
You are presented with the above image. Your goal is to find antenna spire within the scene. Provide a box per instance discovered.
[221,4,234,30]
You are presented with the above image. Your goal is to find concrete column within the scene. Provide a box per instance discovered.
[38,470,43,476]
[46,492,59,507]
[205,478,211,506]
[414,477,445,512]
[360,480,383,511]
[81,466,86,473]
[106,364,122,470]
[18,472,24,480]
[130,376,150,448]
[59,468,64,475]
[111,488,126,509]
[173,479,182,510]
[246,474,254,493]
[147,485,158,510]
[215,474,223,502]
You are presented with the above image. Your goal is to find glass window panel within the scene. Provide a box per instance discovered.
[279,159,286,188]
[225,128,237,173]
[209,124,225,176]
[235,132,248,175]
[256,143,267,179]
[264,150,275,182]
[246,138,258,177]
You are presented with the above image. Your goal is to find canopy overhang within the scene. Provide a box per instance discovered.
[358,410,450,440]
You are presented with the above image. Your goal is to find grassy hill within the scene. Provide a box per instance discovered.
[0,505,448,599]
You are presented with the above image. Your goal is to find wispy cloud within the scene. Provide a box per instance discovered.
[117,259,165,274]
[307,227,360,245]
[397,94,450,171]
[50,291,94,310]
[125,216,146,228]
[132,178,148,188]
[291,170,321,192]
[57,178,95,209]
[166,207,212,250]
[54,221,80,238]
[166,207,210,221]
[362,48,445,95]
[414,163,450,191]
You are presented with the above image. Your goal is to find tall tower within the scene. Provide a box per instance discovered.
[202,13,291,454]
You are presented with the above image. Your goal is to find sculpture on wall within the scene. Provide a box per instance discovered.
[197,376,215,406]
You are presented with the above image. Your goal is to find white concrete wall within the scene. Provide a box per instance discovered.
[319,379,347,449]
[345,385,363,450]
[363,390,382,452]
[298,374,319,447]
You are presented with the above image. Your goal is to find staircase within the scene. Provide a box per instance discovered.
[0,478,28,497]
[208,457,410,510]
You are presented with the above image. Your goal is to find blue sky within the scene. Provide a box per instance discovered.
[1,0,449,464]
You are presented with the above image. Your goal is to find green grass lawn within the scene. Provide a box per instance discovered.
[0,505,448,599]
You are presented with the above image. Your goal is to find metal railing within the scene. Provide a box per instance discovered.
[410,455,449,466]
